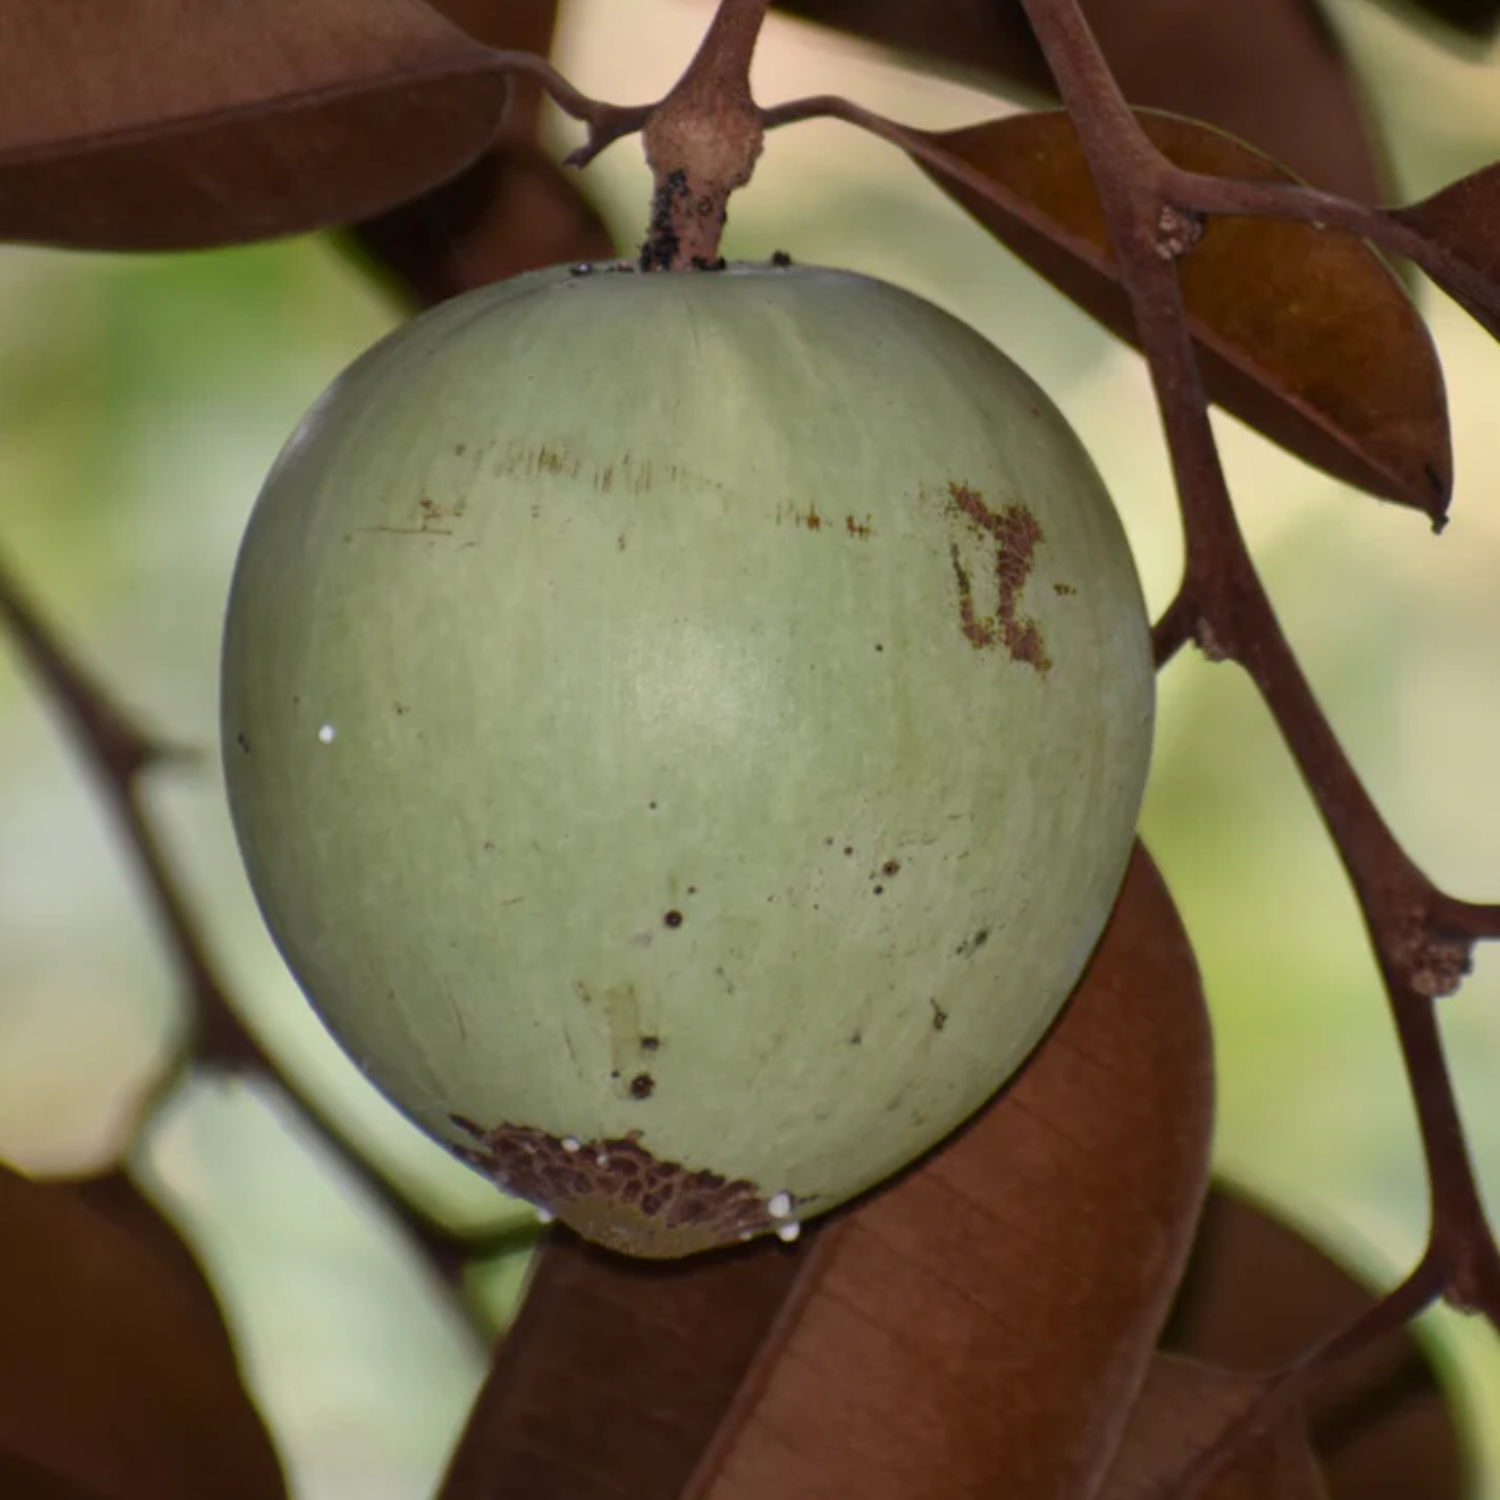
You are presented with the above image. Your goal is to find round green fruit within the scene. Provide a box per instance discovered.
[221,260,1153,1258]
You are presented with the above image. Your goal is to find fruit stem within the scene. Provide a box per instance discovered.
[638,0,769,271]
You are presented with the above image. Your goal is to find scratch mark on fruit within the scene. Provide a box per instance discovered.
[937,481,1051,673]
[448,1116,775,1256]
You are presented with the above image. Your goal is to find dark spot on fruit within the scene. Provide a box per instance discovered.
[797,504,823,532]
[875,643,884,652]
[454,442,467,456]
[956,928,990,959]
[640,169,687,271]
[930,999,949,1031]
[849,1030,863,1045]
[483,840,496,853]
[630,1072,656,1099]
[617,534,627,551]
[1053,582,1076,596]
[882,860,901,877]
[771,249,793,267]
[446,1117,774,1256]
[687,886,697,896]
[236,732,250,754]
[873,885,884,896]
[845,514,873,539]
[939,482,1051,674]
[641,1035,660,1052]
[649,801,658,811]
[394,701,409,715]
[843,846,854,857]
[664,909,684,929]
[609,1069,621,1080]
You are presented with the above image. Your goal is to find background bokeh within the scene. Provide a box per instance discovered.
[2,1,1499,1495]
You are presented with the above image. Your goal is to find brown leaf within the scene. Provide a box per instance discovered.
[1166,1190,1470,1500]
[426,0,559,135]
[344,0,614,306]
[346,140,616,309]
[1391,164,1500,341]
[1100,1356,1328,1500]
[919,110,1452,521]
[0,0,508,250]
[437,845,1213,1499]
[775,0,1384,197]
[0,1161,286,1500]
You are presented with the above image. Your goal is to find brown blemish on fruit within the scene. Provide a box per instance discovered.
[929,999,949,1032]
[640,1035,660,1052]
[664,909,684,929]
[938,482,1051,674]
[797,504,823,532]
[956,928,990,959]
[846,514,873,539]
[881,859,901,877]
[630,1072,656,1099]
[447,1116,774,1257]
[1053,582,1077,596]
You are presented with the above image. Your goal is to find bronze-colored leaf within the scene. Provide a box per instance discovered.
[1166,1189,1470,1500]
[1391,164,1500,341]
[1100,1356,1328,1500]
[345,0,613,307]
[427,0,559,136]
[919,110,1452,521]
[437,845,1213,1499]
[776,0,1384,198]
[346,139,616,309]
[0,1161,286,1500]
[0,0,508,250]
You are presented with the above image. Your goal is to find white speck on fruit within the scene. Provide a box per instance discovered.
[768,1191,792,1219]
[317,724,336,744]
[776,1220,802,1243]
[596,1153,610,1168]
[535,1206,556,1224]
[562,1137,581,1153]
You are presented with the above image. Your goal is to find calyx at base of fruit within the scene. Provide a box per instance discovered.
[449,1115,803,1257]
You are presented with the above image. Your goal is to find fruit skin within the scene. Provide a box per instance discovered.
[221,260,1154,1258]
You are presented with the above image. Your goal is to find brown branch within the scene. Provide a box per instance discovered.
[1012,0,1500,1333]
[485,49,654,168]
[0,546,519,1348]
[1166,1253,1446,1499]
